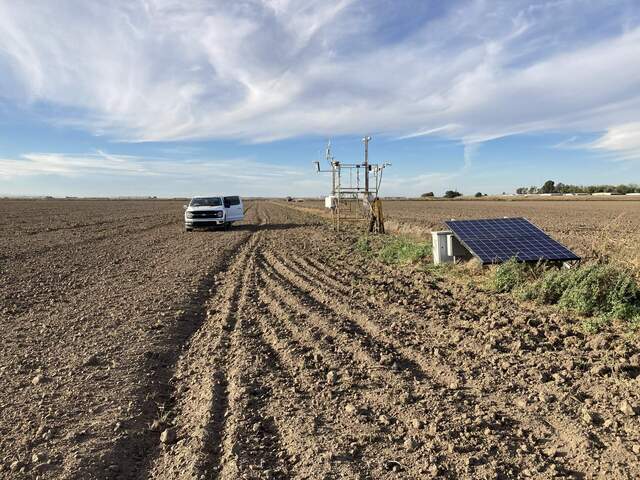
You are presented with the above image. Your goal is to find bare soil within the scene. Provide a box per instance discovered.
[1,199,639,479]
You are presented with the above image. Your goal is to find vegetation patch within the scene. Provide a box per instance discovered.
[491,259,531,293]
[355,235,432,265]
[378,237,432,265]
[355,234,372,254]
[491,260,640,332]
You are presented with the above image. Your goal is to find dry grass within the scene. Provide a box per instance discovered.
[584,213,640,278]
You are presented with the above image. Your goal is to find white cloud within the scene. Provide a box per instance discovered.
[590,123,640,161]
[0,0,638,157]
[0,152,148,177]
[463,143,479,170]
[396,124,460,140]
[0,150,314,195]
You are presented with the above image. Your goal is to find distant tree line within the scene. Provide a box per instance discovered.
[420,191,487,198]
[516,180,640,195]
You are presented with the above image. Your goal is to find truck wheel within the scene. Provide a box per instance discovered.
[185,226,192,232]
[224,222,231,231]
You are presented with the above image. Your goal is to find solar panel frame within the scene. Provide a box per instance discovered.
[444,217,580,265]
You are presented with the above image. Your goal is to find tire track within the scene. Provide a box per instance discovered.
[216,241,294,480]
[252,263,375,478]
[255,268,428,442]
[149,231,263,479]
[250,305,372,478]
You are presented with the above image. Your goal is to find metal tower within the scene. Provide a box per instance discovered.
[314,136,390,232]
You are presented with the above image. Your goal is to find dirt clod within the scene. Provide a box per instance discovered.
[83,354,100,367]
[403,437,418,452]
[344,403,357,415]
[378,415,392,426]
[160,428,176,444]
[149,419,163,431]
[411,419,423,430]
[619,399,636,416]
[31,452,47,463]
[515,398,528,409]
[581,409,596,425]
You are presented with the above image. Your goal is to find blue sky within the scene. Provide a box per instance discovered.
[0,0,639,197]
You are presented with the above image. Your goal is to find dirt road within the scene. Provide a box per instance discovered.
[1,200,639,479]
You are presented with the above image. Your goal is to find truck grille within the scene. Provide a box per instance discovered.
[192,211,223,219]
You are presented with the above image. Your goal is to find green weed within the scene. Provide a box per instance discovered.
[581,316,611,334]
[628,315,640,333]
[355,235,372,254]
[491,258,531,293]
[377,237,432,265]
[420,261,456,280]
[491,260,640,331]
[553,265,639,318]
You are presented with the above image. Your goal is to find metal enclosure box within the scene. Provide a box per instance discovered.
[431,231,454,264]
[324,196,336,209]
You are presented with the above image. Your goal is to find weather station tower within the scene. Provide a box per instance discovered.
[315,136,390,233]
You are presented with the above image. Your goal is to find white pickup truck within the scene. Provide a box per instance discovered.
[184,195,244,231]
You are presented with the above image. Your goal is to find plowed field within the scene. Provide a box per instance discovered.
[1,199,639,479]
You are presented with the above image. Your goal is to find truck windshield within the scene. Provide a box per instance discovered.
[190,197,222,207]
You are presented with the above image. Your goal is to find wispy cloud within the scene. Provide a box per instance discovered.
[462,142,480,170]
[0,0,638,152]
[0,152,147,177]
[552,136,581,149]
[0,151,307,185]
[589,123,640,161]
[396,124,460,140]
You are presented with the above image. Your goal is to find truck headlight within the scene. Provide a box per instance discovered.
[186,212,193,219]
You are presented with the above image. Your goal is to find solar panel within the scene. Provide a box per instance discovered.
[444,217,580,264]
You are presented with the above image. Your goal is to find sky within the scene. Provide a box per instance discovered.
[0,0,639,197]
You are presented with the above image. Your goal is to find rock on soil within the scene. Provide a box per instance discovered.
[160,428,176,444]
